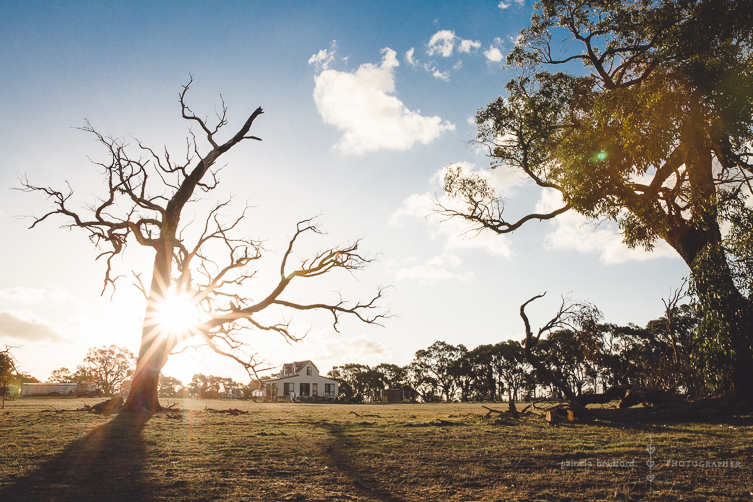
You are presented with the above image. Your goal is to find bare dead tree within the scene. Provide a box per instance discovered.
[19,77,388,412]
[662,278,688,365]
[519,293,602,410]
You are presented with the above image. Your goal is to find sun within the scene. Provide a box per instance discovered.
[156,293,200,338]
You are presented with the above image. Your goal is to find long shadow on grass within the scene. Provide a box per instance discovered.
[319,421,407,502]
[2,411,154,502]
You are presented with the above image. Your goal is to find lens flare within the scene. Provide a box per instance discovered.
[156,293,200,337]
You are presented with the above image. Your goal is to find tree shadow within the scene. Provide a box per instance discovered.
[318,421,407,502]
[3,412,155,502]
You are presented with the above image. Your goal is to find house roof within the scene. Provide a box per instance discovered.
[282,360,317,375]
[264,360,336,384]
[265,374,338,383]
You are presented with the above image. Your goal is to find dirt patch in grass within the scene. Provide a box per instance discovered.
[1,398,751,501]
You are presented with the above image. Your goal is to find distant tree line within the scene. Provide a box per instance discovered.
[328,305,709,403]
[157,373,263,399]
[46,345,262,399]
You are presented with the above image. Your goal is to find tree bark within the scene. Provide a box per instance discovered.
[123,247,175,412]
[655,129,753,403]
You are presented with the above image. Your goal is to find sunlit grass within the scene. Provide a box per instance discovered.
[0,399,750,501]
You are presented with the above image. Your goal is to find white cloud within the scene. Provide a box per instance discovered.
[405,33,480,82]
[484,38,505,63]
[312,48,455,155]
[458,39,481,53]
[405,47,417,66]
[0,311,66,343]
[484,47,504,62]
[498,0,525,9]
[427,30,457,57]
[535,189,678,264]
[429,66,450,81]
[0,286,83,305]
[320,334,391,362]
[396,253,474,284]
[308,40,338,70]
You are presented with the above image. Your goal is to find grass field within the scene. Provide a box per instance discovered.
[0,398,751,501]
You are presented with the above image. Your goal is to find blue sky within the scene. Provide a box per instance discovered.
[0,1,688,384]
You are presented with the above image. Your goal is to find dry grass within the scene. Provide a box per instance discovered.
[0,397,751,501]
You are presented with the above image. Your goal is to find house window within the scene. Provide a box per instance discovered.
[325,383,335,397]
[300,383,310,397]
[312,383,318,396]
[306,366,312,375]
[284,383,294,397]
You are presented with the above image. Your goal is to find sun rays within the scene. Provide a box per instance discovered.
[142,288,204,353]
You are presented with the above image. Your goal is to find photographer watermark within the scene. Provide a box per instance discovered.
[646,435,655,493]
[664,459,742,469]
[560,459,636,469]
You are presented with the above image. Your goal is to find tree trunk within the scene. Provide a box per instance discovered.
[123,248,174,412]
[659,135,753,403]
[663,207,753,401]
[687,244,753,402]
[122,332,170,412]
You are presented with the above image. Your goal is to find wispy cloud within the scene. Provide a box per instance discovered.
[311,48,455,155]
[403,31,482,82]
[0,311,67,343]
[427,30,457,57]
[405,47,417,66]
[390,162,523,260]
[535,188,678,264]
[458,39,481,54]
[498,0,525,9]
[308,40,338,70]
[395,253,474,284]
[0,287,46,304]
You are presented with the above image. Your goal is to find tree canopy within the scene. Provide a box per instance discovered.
[439,0,753,400]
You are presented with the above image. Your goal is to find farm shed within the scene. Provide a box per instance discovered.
[22,383,77,396]
[381,388,414,403]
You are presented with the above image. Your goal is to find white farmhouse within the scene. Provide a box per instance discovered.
[264,360,338,400]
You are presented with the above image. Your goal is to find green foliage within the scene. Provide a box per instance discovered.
[79,345,136,396]
[443,0,753,396]
[187,374,244,399]
[0,351,15,382]
[158,375,184,398]
[327,363,385,402]
[332,304,713,402]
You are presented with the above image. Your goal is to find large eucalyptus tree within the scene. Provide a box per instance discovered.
[440,0,753,400]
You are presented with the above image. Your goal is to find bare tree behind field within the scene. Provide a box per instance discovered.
[20,77,388,412]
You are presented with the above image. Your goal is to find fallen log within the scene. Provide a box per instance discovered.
[619,387,681,409]
[89,396,124,415]
[205,407,249,415]
[482,405,505,417]
[576,386,630,406]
